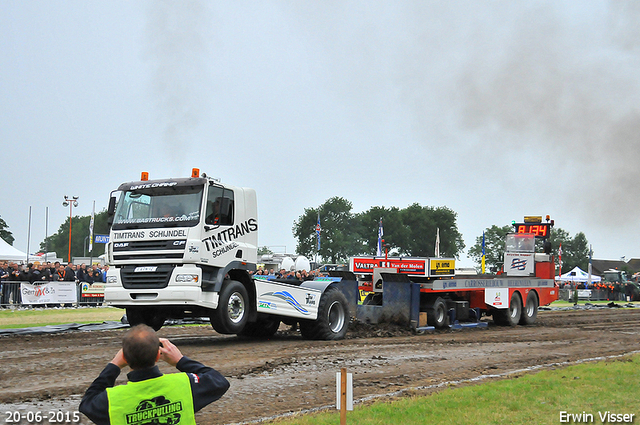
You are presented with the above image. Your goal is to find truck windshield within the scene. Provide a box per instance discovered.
[112,185,203,229]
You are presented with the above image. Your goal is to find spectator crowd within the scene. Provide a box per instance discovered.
[251,267,326,281]
[0,261,109,306]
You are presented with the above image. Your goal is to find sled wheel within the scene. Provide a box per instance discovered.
[494,291,522,326]
[125,307,166,331]
[425,297,449,329]
[300,287,349,340]
[519,291,538,325]
[210,280,249,334]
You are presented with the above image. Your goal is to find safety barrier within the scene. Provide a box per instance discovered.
[0,281,104,308]
[558,287,626,302]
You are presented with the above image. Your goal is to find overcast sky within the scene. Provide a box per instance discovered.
[2,1,639,266]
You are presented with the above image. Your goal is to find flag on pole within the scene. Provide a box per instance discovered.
[481,231,486,274]
[316,213,321,251]
[435,228,440,258]
[558,243,563,276]
[89,201,95,253]
[376,218,384,257]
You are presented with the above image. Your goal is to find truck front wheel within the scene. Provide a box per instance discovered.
[300,287,349,340]
[210,280,249,334]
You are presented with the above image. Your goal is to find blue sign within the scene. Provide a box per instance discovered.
[95,235,110,244]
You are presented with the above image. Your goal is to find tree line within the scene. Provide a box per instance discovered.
[292,197,465,263]
[0,212,111,262]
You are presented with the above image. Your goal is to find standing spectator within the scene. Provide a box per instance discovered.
[8,263,25,305]
[0,262,9,305]
[64,262,76,282]
[91,265,102,283]
[55,262,65,281]
[41,262,53,281]
[76,263,88,283]
[27,263,44,284]
[101,265,109,282]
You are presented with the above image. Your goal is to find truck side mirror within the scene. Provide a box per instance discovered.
[107,196,117,228]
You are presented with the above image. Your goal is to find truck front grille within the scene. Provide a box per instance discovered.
[121,265,174,289]
[113,239,186,262]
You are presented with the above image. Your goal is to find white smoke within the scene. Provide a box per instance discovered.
[145,0,211,172]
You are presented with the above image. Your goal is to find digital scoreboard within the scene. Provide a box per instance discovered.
[513,222,551,238]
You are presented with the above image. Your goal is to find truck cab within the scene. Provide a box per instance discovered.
[104,170,258,330]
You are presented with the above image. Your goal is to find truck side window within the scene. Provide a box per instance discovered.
[206,186,234,226]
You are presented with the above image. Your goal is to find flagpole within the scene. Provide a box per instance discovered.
[481,231,486,274]
[316,212,321,266]
[89,200,95,265]
[377,218,383,257]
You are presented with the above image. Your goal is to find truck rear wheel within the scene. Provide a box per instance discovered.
[519,291,538,325]
[425,297,448,329]
[300,287,349,340]
[210,280,249,334]
[238,314,280,339]
[494,292,522,326]
[125,308,166,331]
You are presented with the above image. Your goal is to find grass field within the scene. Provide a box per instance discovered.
[270,355,640,425]
[0,306,124,328]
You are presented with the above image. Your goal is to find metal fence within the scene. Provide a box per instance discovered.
[558,287,627,302]
[0,281,104,308]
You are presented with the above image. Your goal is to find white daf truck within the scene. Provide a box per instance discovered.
[104,169,349,340]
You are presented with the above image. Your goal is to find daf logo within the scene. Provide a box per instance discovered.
[173,240,186,246]
[114,242,129,248]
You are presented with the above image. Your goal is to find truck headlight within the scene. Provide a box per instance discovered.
[176,274,199,283]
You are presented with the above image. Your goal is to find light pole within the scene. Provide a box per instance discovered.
[62,196,79,263]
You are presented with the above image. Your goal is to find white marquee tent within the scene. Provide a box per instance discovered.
[556,266,601,283]
[0,237,27,262]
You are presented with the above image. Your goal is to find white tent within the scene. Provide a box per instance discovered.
[556,266,601,283]
[0,238,27,262]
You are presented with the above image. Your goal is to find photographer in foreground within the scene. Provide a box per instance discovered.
[79,324,229,425]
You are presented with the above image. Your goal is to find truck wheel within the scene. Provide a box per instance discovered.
[494,292,522,326]
[211,280,249,334]
[425,297,448,329]
[238,315,280,339]
[125,308,166,331]
[300,287,349,340]
[519,291,538,325]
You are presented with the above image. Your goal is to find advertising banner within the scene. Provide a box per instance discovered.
[20,282,77,305]
[504,253,535,276]
[81,282,105,298]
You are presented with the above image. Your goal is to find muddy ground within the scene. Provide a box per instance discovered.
[1,307,639,424]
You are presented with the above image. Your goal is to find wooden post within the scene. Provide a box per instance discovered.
[340,367,347,425]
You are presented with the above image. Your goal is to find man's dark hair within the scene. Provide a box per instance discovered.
[122,324,160,370]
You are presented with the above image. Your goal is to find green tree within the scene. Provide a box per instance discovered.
[0,215,14,245]
[41,210,110,261]
[396,204,464,258]
[468,224,513,273]
[292,197,359,263]
[551,229,589,273]
[355,206,407,256]
[257,246,273,256]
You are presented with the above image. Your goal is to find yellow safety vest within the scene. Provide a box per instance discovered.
[106,373,195,425]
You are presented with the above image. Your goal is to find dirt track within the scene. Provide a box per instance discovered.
[1,307,639,424]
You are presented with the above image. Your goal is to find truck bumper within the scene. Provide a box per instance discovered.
[104,265,219,310]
